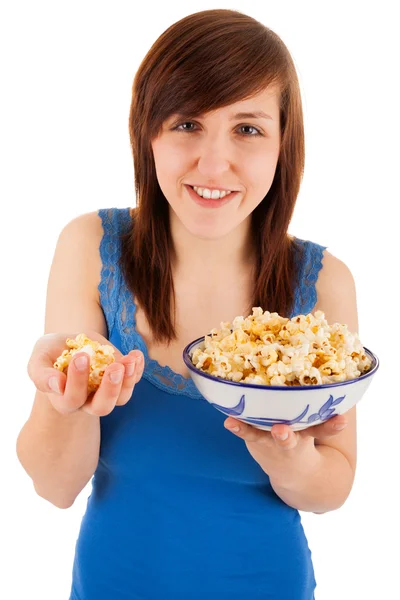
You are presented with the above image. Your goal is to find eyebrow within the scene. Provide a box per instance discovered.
[229,111,273,121]
[172,110,273,121]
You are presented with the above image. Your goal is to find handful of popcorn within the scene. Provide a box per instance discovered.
[190,308,372,386]
[53,333,116,394]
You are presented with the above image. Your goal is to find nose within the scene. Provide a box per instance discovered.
[196,133,231,179]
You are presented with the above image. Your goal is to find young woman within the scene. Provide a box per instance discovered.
[17,9,358,599]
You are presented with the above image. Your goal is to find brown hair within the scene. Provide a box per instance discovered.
[120,9,306,345]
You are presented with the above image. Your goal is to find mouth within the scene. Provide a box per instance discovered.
[185,184,239,208]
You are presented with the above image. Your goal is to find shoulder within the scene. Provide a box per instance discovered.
[58,210,104,299]
[314,249,359,333]
[62,207,131,248]
[60,209,126,305]
[315,248,355,292]
[60,209,105,240]
[58,211,105,262]
[290,238,358,330]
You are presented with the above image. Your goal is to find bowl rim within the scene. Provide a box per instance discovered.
[182,337,379,391]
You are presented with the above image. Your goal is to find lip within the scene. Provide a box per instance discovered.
[185,184,239,208]
[188,184,239,192]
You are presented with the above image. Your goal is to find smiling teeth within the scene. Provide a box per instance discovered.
[193,186,232,199]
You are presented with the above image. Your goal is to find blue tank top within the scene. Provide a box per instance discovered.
[69,207,327,600]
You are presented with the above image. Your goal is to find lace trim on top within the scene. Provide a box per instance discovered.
[98,208,327,399]
[291,238,327,317]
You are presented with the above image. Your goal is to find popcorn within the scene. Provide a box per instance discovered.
[190,308,372,386]
[53,333,116,394]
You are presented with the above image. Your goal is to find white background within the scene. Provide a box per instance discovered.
[2,1,398,598]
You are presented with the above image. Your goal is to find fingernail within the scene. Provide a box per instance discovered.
[48,376,61,394]
[74,356,88,371]
[275,432,289,441]
[109,370,123,384]
[333,423,347,431]
[225,422,240,432]
[125,361,136,377]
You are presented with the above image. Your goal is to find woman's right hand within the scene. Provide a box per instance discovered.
[27,330,145,416]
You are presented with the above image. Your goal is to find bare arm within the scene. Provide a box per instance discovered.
[224,251,360,514]
[17,212,108,508]
[270,252,359,512]
[269,442,355,513]
[17,391,101,508]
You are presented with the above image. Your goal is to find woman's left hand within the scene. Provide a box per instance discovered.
[224,414,348,483]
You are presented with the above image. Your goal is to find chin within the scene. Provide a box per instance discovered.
[181,212,234,239]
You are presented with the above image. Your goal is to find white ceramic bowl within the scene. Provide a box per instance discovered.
[183,338,379,431]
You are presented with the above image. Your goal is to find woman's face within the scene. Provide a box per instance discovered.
[151,85,281,239]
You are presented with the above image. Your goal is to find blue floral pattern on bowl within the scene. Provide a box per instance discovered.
[211,393,346,427]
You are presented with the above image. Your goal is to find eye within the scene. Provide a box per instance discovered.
[174,122,197,133]
[172,121,263,137]
[237,125,263,137]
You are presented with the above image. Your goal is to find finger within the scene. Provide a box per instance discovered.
[270,424,298,450]
[299,414,348,441]
[224,418,274,445]
[27,345,66,395]
[132,352,145,383]
[49,352,92,414]
[80,362,126,416]
[115,351,145,406]
[27,332,124,396]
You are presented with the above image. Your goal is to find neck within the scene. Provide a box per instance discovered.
[169,209,256,284]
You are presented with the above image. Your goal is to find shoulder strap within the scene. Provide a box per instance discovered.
[97,208,131,338]
[291,239,328,317]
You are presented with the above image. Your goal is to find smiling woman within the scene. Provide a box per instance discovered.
[17,8,365,600]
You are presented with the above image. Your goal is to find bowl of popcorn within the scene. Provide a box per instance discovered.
[182,308,379,431]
